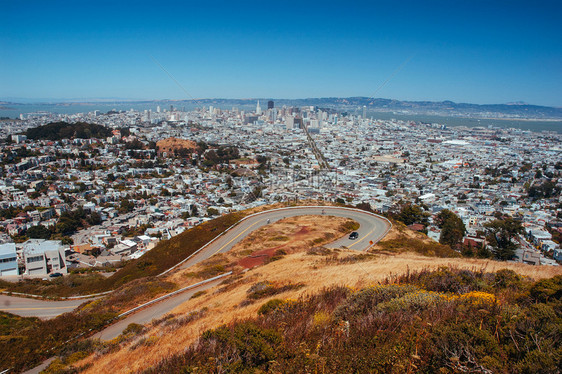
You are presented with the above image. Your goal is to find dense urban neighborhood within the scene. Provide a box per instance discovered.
[0,102,560,277]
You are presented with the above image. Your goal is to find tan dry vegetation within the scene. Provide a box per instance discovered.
[166,215,356,287]
[80,244,562,373]
[156,137,198,154]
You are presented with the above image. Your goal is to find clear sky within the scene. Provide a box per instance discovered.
[1,0,561,106]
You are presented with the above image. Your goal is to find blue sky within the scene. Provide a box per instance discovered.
[1,0,561,106]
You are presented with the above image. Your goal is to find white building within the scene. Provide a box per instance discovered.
[0,243,19,276]
[21,239,67,275]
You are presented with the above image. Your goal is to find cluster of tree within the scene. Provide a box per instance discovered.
[19,208,101,244]
[434,209,466,248]
[484,217,524,260]
[0,147,40,165]
[389,203,430,227]
[119,199,135,214]
[527,180,561,200]
[123,138,145,150]
[256,155,270,175]
[0,206,24,220]
[54,208,101,236]
[25,121,112,140]
[202,145,240,167]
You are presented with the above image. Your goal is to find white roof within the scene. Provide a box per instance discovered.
[121,239,137,247]
[0,243,16,256]
[22,239,63,255]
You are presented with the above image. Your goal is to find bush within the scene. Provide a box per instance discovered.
[334,284,419,320]
[257,299,285,315]
[246,281,304,300]
[142,270,562,374]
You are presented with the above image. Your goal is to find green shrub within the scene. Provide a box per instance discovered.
[376,290,445,312]
[334,284,419,320]
[257,299,285,315]
[246,281,304,300]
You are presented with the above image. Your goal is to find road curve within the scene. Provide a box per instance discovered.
[0,207,390,322]
[92,277,224,341]
[93,207,391,340]
[176,206,391,271]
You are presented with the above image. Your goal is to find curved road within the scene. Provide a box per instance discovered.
[176,206,391,271]
[0,207,390,322]
[92,207,390,340]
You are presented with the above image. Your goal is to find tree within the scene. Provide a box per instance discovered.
[86,211,102,226]
[207,207,219,216]
[26,225,52,239]
[396,204,429,226]
[528,180,560,200]
[355,202,373,212]
[484,218,523,260]
[435,209,466,248]
[119,199,135,214]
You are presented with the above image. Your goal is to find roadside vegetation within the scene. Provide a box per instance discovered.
[0,276,175,372]
[0,212,245,297]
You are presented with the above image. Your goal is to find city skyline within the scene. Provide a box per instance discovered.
[1,0,561,106]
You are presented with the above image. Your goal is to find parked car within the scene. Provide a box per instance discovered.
[49,272,63,278]
[349,231,359,240]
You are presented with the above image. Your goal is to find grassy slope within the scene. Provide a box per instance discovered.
[75,224,562,373]
[142,270,562,374]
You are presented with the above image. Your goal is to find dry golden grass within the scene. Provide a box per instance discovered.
[77,216,562,373]
[80,241,562,374]
[166,215,355,287]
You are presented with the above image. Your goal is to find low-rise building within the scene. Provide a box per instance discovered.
[21,239,67,275]
[0,243,19,276]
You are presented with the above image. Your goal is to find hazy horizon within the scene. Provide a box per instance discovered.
[1,96,560,108]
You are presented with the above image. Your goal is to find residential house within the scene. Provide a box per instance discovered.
[21,239,67,275]
[0,243,19,276]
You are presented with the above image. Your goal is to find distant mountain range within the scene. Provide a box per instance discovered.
[2,97,561,119]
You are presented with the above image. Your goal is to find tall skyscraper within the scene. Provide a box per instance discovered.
[267,100,274,109]
[256,100,262,115]
[362,105,367,119]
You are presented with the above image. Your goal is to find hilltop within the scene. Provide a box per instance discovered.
[156,137,199,156]
[52,218,561,374]
[24,121,112,140]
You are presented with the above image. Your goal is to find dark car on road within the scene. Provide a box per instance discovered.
[49,272,63,278]
[349,231,359,240]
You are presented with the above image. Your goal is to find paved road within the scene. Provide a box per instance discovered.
[93,278,223,341]
[0,295,88,319]
[178,206,391,270]
[2,207,389,325]
[94,206,390,340]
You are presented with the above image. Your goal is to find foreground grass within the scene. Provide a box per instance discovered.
[69,267,562,374]
[141,269,561,374]
[0,277,176,372]
[73,247,562,374]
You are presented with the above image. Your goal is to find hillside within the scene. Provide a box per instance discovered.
[156,137,199,156]
[25,121,112,140]
[61,222,562,374]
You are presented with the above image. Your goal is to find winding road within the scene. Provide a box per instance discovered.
[172,206,391,272]
[0,207,391,326]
